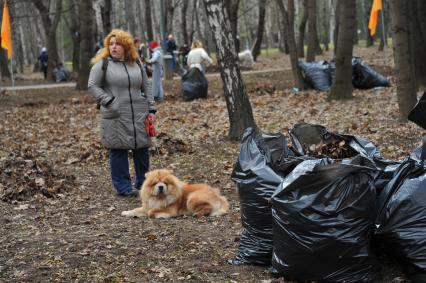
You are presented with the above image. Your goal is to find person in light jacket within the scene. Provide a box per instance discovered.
[187,40,213,74]
[148,41,164,101]
[88,29,156,197]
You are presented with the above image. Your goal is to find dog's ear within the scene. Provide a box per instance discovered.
[145,171,152,178]
[165,169,174,174]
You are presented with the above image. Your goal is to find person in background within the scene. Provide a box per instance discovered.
[165,34,177,70]
[88,29,156,198]
[148,41,164,101]
[187,40,213,74]
[178,44,190,69]
[38,47,48,79]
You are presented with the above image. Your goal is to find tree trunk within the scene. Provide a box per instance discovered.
[333,0,340,53]
[225,0,240,53]
[276,0,307,90]
[251,0,267,61]
[203,0,257,141]
[144,0,154,41]
[297,0,308,57]
[65,0,81,73]
[306,0,316,62]
[76,0,93,90]
[363,0,374,47]
[413,0,426,87]
[389,0,417,120]
[31,0,63,81]
[329,0,356,100]
[101,0,111,36]
[181,0,189,45]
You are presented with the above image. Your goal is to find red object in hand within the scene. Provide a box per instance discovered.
[145,113,157,137]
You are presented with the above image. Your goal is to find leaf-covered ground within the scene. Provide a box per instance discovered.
[0,47,422,282]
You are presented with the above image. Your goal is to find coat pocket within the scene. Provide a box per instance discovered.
[101,96,120,119]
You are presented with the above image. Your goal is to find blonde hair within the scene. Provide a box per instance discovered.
[91,29,139,65]
[191,40,203,49]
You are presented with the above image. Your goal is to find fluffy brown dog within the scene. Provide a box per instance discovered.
[121,169,229,219]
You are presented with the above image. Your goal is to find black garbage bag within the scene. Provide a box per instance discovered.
[299,60,332,91]
[181,67,208,101]
[271,157,380,282]
[408,91,426,130]
[52,64,69,83]
[289,123,383,161]
[231,128,302,265]
[351,57,390,89]
[375,142,426,283]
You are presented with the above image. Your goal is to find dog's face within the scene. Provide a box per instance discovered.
[141,169,184,207]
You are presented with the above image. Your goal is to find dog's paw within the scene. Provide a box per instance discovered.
[121,210,133,217]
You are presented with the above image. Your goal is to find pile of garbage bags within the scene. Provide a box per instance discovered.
[299,57,390,91]
[232,124,426,283]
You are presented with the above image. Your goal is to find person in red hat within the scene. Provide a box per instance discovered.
[148,41,164,101]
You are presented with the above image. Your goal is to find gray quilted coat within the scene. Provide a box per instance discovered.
[88,57,156,149]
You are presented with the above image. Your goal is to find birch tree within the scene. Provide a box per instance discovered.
[203,0,257,141]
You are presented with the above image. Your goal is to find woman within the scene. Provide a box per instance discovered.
[88,29,156,197]
[148,41,164,101]
[187,40,213,74]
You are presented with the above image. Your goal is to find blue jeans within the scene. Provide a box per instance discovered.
[109,148,149,194]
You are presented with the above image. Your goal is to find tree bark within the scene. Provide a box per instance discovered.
[306,0,316,62]
[297,0,308,57]
[329,0,356,100]
[144,0,154,40]
[76,0,93,90]
[389,0,417,121]
[363,0,374,47]
[251,0,267,61]
[203,0,257,141]
[276,0,307,90]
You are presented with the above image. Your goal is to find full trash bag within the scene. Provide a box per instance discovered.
[181,67,208,101]
[408,91,426,130]
[375,142,426,283]
[299,60,332,91]
[231,128,300,265]
[271,157,380,282]
[351,57,390,89]
[52,64,70,82]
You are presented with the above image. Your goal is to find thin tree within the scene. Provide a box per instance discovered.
[63,0,81,73]
[144,0,153,40]
[251,0,267,61]
[203,0,257,141]
[30,0,63,81]
[181,0,189,45]
[76,0,93,90]
[306,0,316,62]
[297,0,308,58]
[329,0,356,100]
[276,0,307,90]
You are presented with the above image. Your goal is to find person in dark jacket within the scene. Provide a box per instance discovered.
[88,29,156,197]
[38,47,48,79]
[165,34,177,70]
